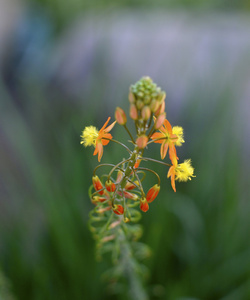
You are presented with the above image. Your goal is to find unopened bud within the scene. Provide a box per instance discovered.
[134,159,141,169]
[125,180,139,190]
[128,90,136,103]
[115,107,127,125]
[146,184,160,203]
[117,191,138,200]
[150,99,160,112]
[136,100,144,110]
[91,196,107,204]
[136,135,148,149]
[113,204,124,215]
[105,180,116,192]
[141,106,151,120]
[92,175,104,195]
[116,170,124,183]
[140,197,149,212]
[130,104,138,120]
[155,101,165,117]
[157,92,166,103]
[154,113,166,130]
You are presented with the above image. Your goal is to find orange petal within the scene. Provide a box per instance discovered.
[169,144,178,165]
[93,142,103,162]
[164,119,172,133]
[167,166,174,178]
[171,174,176,192]
[160,142,169,160]
[99,117,111,132]
[105,120,116,133]
[102,133,112,145]
[151,132,164,143]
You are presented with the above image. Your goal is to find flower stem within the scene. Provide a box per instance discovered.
[124,124,135,144]
[102,138,132,154]
[140,156,171,167]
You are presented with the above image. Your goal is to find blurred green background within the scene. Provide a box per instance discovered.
[0,0,250,299]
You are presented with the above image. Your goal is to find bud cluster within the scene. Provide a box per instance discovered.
[129,76,166,121]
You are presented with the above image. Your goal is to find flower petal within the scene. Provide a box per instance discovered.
[151,132,165,143]
[102,133,112,145]
[160,142,169,159]
[99,117,111,132]
[93,141,103,162]
[164,119,172,133]
[104,120,116,133]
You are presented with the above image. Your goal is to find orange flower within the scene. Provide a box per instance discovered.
[151,119,178,163]
[93,117,116,162]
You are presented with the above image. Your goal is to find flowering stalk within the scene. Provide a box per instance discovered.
[81,76,195,298]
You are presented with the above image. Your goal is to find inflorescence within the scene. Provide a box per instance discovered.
[81,76,195,220]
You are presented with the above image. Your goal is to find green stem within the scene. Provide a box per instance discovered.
[137,167,161,185]
[124,124,135,144]
[102,138,132,154]
[140,156,171,167]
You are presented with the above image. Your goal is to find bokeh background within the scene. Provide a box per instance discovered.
[1,0,250,299]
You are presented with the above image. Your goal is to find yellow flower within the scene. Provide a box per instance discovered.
[167,159,195,192]
[81,117,116,162]
[175,159,195,182]
[172,126,185,146]
[80,126,99,147]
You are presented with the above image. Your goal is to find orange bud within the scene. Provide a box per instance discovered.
[130,104,138,120]
[134,159,141,169]
[125,180,139,190]
[91,196,107,204]
[136,135,148,149]
[154,112,166,129]
[155,101,165,117]
[116,170,124,183]
[117,191,138,200]
[150,99,160,112]
[105,180,116,192]
[141,106,151,120]
[92,175,104,195]
[128,90,135,103]
[113,204,124,215]
[146,184,160,203]
[115,107,127,125]
[140,197,149,212]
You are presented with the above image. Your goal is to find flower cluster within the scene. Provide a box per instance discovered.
[81,77,195,218]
